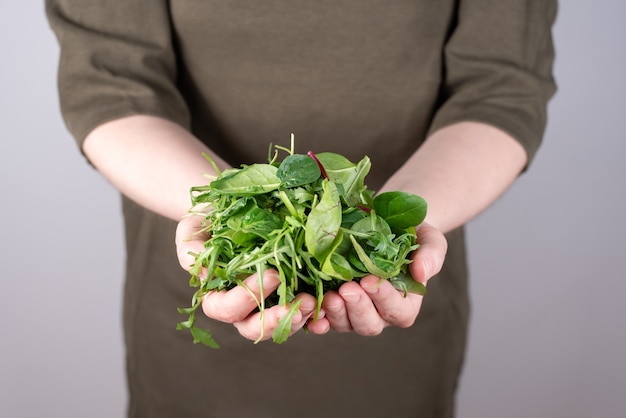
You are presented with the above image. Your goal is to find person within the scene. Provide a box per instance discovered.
[46,1,557,417]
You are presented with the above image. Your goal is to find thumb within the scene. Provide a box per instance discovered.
[175,214,210,273]
[409,222,448,284]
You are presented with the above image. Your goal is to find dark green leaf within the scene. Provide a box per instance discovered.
[228,207,282,243]
[341,207,368,228]
[277,154,321,187]
[373,191,427,230]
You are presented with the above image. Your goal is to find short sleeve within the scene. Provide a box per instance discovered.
[428,0,558,168]
[46,0,190,149]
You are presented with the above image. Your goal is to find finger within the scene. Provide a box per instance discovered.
[410,222,448,284]
[360,275,423,328]
[233,304,295,342]
[202,270,281,323]
[287,293,318,333]
[320,290,352,333]
[305,314,331,335]
[303,300,329,335]
[175,214,210,272]
[338,281,386,336]
[232,293,317,342]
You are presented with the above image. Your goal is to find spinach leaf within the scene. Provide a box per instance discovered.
[210,164,281,195]
[373,191,427,230]
[226,206,283,246]
[277,154,321,188]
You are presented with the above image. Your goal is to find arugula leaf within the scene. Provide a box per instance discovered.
[349,234,397,279]
[191,326,220,349]
[272,299,303,344]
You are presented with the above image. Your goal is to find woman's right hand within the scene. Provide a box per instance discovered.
[175,215,321,342]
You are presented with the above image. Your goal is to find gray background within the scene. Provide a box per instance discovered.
[1,1,624,417]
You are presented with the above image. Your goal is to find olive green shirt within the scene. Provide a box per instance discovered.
[47,1,557,417]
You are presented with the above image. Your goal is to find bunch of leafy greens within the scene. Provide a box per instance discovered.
[177,141,427,348]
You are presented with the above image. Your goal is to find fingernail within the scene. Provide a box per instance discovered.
[342,292,361,304]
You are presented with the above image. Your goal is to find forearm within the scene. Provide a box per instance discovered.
[382,121,528,234]
[83,115,229,221]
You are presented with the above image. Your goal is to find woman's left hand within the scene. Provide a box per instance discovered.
[305,222,447,335]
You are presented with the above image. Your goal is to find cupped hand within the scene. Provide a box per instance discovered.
[306,222,447,336]
[204,270,319,341]
[175,215,319,342]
